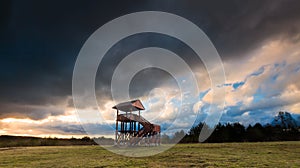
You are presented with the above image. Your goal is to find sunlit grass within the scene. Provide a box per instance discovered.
[0,142,299,167]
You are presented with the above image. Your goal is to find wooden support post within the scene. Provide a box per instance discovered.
[138,110,140,130]
[134,121,136,133]
[129,110,132,133]
[121,122,124,133]
[115,109,119,144]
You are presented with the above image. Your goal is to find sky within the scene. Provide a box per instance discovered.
[1,0,300,138]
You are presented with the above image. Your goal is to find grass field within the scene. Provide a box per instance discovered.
[0,141,299,167]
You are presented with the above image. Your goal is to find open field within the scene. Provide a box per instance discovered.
[0,142,299,167]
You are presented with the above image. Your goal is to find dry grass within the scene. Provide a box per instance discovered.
[0,141,299,167]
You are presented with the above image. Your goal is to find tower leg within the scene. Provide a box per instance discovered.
[115,109,119,145]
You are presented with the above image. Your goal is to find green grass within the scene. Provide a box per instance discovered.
[0,142,299,167]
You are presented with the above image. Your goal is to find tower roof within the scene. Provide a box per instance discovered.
[112,99,145,112]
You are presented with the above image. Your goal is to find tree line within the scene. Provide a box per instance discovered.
[1,122,299,147]
[161,122,300,144]
[0,135,114,148]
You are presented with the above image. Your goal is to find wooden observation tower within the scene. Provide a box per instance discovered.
[112,100,161,146]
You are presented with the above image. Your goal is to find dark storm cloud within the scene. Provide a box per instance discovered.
[0,103,65,120]
[1,0,300,119]
[143,0,300,58]
[95,33,204,109]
